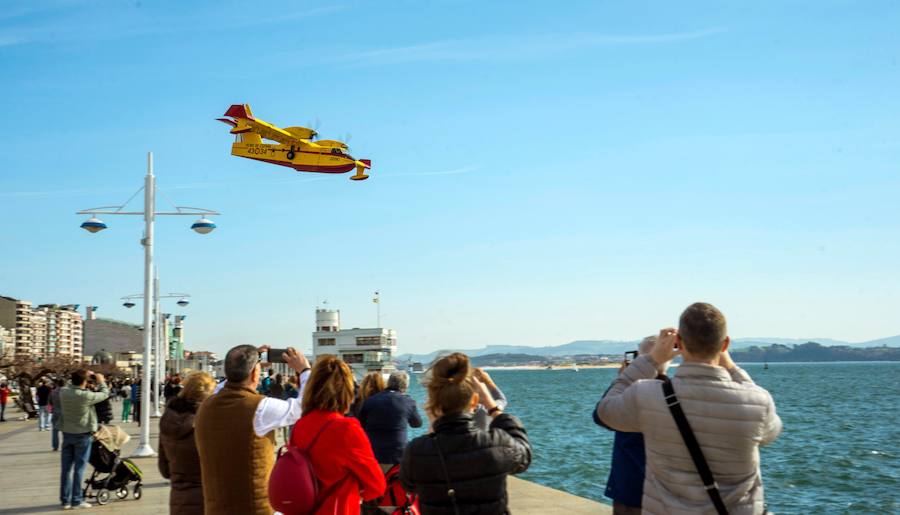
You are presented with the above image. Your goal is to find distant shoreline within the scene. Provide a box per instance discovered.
[471,360,900,371]
[480,364,621,370]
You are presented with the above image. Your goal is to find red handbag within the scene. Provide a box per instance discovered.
[268,419,338,515]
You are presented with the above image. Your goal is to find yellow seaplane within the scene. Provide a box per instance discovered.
[218,104,371,181]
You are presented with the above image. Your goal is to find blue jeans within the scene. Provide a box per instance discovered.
[60,432,92,506]
[38,405,51,430]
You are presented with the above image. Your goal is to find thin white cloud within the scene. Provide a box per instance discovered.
[0,186,131,199]
[159,166,479,189]
[340,27,727,66]
[0,4,345,48]
[161,175,334,191]
[381,165,480,178]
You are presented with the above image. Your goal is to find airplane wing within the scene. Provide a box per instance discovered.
[219,104,316,146]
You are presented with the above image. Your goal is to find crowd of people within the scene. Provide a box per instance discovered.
[179,346,529,515]
[33,301,780,514]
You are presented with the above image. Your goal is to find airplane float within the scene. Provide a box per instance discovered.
[218,104,371,181]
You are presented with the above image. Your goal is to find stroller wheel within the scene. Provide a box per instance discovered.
[96,489,110,505]
[116,486,128,499]
[133,484,142,500]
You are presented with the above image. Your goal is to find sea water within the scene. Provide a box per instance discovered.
[406,362,900,514]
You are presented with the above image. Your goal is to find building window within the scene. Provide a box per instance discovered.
[318,338,336,346]
[356,336,383,347]
[343,353,364,364]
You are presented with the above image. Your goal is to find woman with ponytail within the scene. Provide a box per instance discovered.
[400,353,531,514]
[288,355,386,514]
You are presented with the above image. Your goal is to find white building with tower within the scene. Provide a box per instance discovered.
[312,308,397,379]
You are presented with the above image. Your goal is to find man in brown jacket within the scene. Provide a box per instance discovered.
[194,345,310,515]
[598,303,782,515]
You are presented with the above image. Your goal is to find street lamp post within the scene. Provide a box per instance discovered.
[122,285,190,418]
[77,152,218,457]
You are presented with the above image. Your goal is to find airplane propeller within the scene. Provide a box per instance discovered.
[306,118,321,141]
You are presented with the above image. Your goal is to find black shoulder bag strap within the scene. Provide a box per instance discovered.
[661,378,729,515]
[431,435,461,515]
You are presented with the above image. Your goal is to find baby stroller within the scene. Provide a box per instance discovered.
[83,425,144,505]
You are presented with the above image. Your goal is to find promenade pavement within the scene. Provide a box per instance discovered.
[0,402,609,514]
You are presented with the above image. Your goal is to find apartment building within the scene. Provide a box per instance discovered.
[0,324,13,356]
[0,295,84,360]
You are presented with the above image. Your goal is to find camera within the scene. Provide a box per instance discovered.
[624,351,638,364]
[265,348,288,363]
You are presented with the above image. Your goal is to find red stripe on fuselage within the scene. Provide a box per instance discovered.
[248,157,356,174]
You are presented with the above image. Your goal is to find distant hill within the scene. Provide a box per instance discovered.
[731,337,850,348]
[397,340,637,364]
[470,353,548,367]
[859,334,900,348]
[398,334,900,365]
[731,342,900,362]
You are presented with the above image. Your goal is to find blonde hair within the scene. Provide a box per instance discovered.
[302,355,355,414]
[357,372,385,406]
[179,372,216,404]
[424,352,475,418]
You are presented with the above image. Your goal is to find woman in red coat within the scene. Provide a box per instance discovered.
[290,355,386,515]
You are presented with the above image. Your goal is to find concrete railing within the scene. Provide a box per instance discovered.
[508,477,612,514]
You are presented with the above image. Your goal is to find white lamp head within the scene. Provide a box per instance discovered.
[191,217,216,234]
[80,216,108,233]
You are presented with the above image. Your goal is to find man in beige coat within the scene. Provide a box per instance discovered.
[598,302,781,515]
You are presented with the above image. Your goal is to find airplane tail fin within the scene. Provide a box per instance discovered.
[224,104,254,120]
[217,113,262,143]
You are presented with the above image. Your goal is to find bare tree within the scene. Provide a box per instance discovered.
[0,351,84,418]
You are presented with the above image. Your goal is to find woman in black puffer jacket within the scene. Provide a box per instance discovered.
[400,353,531,515]
[158,372,216,515]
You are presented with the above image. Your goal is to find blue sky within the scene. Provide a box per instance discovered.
[1,1,898,355]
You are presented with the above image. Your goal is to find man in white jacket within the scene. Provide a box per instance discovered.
[598,302,782,515]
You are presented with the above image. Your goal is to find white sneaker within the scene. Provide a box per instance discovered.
[62,505,72,510]
[72,502,92,509]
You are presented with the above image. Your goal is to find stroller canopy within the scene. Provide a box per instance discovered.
[95,424,130,453]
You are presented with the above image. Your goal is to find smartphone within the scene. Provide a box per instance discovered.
[624,351,638,364]
[266,348,288,363]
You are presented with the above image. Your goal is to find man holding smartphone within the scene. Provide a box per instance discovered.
[196,345,312,514]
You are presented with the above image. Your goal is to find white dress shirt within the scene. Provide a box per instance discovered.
[213,369,311,437]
